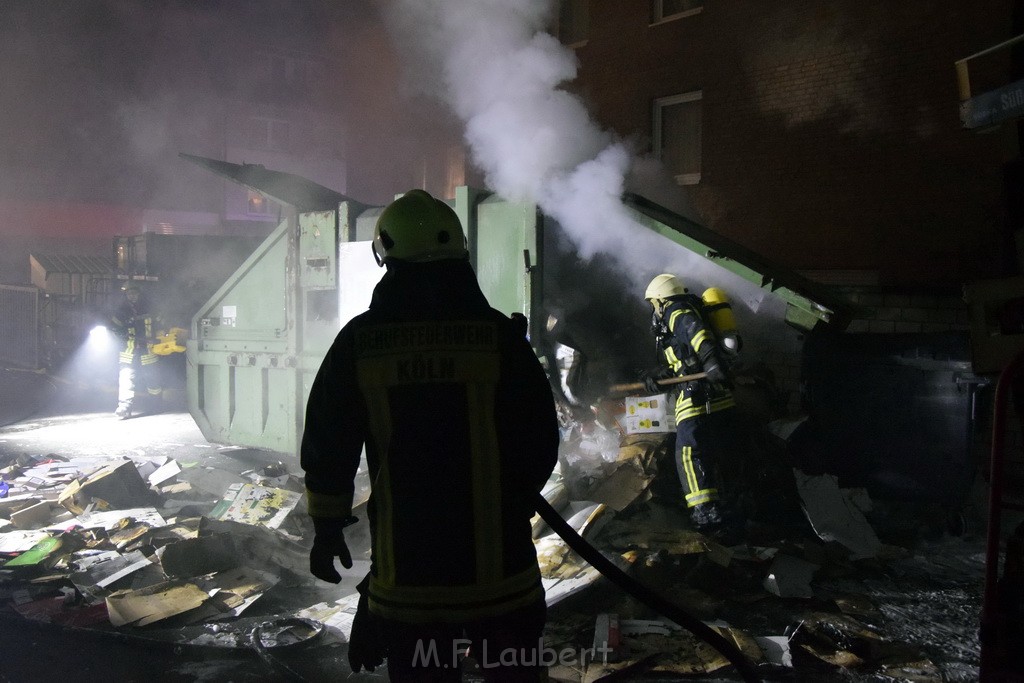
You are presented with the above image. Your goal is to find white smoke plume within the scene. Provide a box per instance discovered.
[380,0,675,275]
[378,0,804,373]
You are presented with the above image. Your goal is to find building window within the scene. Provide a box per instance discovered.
[651,0,703,23]
[263,51,322,88]
[247,191,274,216]
[247,116,291,152]
[653,90,702,185]
[558,0,588,46]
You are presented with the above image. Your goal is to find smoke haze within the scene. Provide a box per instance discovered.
[380,0,801,374]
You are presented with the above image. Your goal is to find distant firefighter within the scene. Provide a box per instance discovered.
[110,284,162,419]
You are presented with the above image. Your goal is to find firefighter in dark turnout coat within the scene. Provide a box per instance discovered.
[643,273,740,537]
[110,284,162,419]
[301,190,559,680]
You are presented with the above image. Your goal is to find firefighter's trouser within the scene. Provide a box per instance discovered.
[674,408,737,510]
[117,360,161,412]
[380,596,548,682]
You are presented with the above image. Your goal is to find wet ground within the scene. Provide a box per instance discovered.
[0,364,993,682]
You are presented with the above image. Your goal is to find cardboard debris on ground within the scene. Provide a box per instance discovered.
[105,579,211,627]
[754,635,794,667]
[623,393,675,435]
[790,611,884,668]
[147,460,182,488]
[293,591,362,643]
[158,481,192,496]
[208,483,301,529]
[57,459,156,515]
[0,529,51,554]
[181,565,279,623]
[106,520,156,550]
[12,595,110,627]
[201,517,310,577]
[0,494,47,518]
[794,469,882,560]
[158,533,239,578]
[602,524,710,555]
[52,507,167,533]
[10,500,51,529]
[3,535,66,569]
[581,621,764,682]
[831,591,885,621]
[69,548,153,592]
[762,552,820,598]
[584,436,665,512]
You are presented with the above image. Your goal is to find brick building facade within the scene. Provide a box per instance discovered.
[566,0,1019,291]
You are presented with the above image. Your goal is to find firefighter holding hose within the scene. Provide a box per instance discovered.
[301,189,559,680]
[641,274,744,542]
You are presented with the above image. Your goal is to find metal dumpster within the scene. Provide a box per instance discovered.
[182,156,850,455]
[794,330,982,506]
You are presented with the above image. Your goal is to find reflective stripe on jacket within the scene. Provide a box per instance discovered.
[659,297,735,421]
[112,304,158,365]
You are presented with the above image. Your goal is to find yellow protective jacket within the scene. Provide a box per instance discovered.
[301,260,559,624]
[111,299,159,366]
[658,296,735,422]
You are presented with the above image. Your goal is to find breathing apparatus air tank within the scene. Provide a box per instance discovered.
[701,287,742,358]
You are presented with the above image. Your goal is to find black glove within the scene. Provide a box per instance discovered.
[309,516,354,583]
[348,576,386,673]
[703,360,730,390]
[640,367,672,394]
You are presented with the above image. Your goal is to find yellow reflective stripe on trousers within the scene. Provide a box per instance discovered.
[680,445,699,495]
[686,488,718,507]
[675,395,736,421]
[467,382,503,583]
[363,382,396,587]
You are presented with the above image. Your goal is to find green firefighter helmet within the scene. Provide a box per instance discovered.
[644,273,688,303]
[372,189,468,266]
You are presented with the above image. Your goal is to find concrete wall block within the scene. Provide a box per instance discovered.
[883,294,912,308]
[910,294,940,309]
[899,308,931,323]
[921,322,959,333]
[868,320,896,333]
[928,308,960,324]
[850,292,884,308]
[894,321,923,333]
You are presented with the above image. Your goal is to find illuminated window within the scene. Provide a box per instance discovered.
[653,90,702,185]
[247,191,274,216]
[651,0,703,23]
[558,0,588,46]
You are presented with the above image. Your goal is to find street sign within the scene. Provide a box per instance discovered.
[960,77,1024,129]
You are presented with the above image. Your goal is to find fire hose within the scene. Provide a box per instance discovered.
[534,494,762,683]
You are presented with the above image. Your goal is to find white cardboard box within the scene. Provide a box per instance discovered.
[623,393,674,434]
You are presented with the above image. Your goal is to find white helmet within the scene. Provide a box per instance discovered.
[644,274,688,302]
